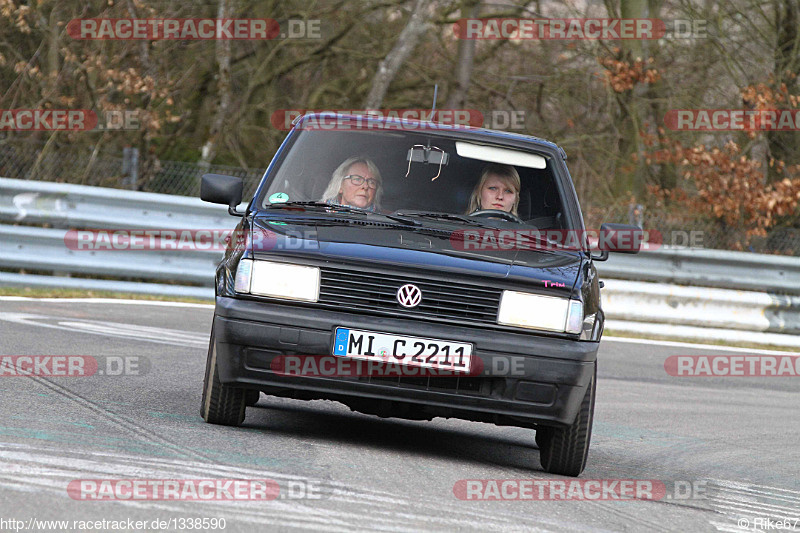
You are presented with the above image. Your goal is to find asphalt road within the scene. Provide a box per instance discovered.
[0,297,798,532]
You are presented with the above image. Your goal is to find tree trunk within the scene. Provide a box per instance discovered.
[766,0,800,182]
[445,0,481,110]
[47,5,60,96]
[200,0,233,166]
[363,0,431,109]
[614,0,656,198]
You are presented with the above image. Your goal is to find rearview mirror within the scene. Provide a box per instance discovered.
[406,144,450,181]
[592,223,643,260]
[407,145,450,166]
[201,174,243,215]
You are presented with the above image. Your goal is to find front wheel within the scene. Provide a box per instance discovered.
[537,364,596,477]
[201,327,246,426]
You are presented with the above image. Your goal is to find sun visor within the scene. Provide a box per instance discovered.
[456,142,547,169]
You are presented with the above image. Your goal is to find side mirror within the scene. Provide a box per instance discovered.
[201,174,244,216]
[591,223,644,261]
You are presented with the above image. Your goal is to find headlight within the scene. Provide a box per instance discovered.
[235,259,320,302]
[498,290,584,334]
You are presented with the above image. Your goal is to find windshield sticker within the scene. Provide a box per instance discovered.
[269,192,289,203]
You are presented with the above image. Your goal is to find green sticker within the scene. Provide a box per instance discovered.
[269,192,289,203]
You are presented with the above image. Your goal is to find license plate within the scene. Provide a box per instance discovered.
[333,328,473,372]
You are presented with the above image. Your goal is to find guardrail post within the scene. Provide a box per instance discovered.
[123,147,139,190]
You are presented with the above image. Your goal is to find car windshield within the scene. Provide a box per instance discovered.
[258,123,568,230]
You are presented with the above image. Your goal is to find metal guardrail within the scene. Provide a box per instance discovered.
[0,177,236,230]
[0,225,220,284]
[1,177,799,346]
[602,279,800,335]
[599,247,800,295]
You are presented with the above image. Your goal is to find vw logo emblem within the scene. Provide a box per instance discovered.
[396,284,422,308]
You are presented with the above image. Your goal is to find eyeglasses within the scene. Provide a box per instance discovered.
[345,174,379,189]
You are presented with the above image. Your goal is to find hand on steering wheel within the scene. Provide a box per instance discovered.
[468,209,524,224]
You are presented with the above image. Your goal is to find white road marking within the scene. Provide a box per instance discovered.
[603,336,798,355]
[706,479,800,532]
[0,296,213,309]
[0,444,542,532]
[0,312,207,347]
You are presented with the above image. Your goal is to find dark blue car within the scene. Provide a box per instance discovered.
[199,113,640,476]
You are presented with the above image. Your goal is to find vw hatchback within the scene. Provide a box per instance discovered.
[199,113,640,477]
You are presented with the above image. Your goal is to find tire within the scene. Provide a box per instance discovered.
[537,364,596,477]
[245,390,260,406]
[201,326,246,426]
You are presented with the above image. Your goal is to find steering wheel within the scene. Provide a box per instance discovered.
[468,209,524,224]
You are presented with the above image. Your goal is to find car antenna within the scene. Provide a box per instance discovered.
[427,84,438,122]
[405,84,447,180]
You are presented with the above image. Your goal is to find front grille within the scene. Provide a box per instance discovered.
[318,267,502,325]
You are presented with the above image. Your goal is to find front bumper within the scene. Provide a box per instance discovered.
[213,296,598,428]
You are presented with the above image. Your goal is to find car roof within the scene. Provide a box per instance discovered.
[293,112,564,155]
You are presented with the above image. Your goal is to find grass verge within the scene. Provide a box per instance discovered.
[0,286,211,304]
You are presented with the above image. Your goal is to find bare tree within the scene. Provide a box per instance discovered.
[363,0,433,109]
[200,0,233,166]
[445,0,481,109]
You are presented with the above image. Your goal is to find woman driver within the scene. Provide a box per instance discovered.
[321,156,383,212]
[466,163,521,216]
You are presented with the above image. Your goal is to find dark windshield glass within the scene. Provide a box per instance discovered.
[259,127,568,229]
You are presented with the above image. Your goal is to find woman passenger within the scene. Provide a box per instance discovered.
[321,156,383,212]
[466,163,521,215]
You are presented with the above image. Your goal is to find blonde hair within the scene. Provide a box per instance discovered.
[466,163,520,215]
[321,156,383,210]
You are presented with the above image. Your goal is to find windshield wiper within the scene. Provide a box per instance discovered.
[266,201,421,226]
[394,211,498,229]
[379,213,421,226]
[397,211,571,250]
[266,201,367,215]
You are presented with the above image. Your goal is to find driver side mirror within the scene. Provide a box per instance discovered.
[201,174,244,216]
[591,223,644,261]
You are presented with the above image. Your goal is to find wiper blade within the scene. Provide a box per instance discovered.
[267,201,367,215]
[378,213,421,226]
[269,202,420,226]
[395,211,497,229]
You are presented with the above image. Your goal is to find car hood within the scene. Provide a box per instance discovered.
[251,215,582,293]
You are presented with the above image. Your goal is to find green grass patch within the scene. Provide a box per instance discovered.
[0,286,211,304]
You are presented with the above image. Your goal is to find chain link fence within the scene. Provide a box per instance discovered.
[1,137,798,255]
[0,138,264,199]
[582,202,800,255]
